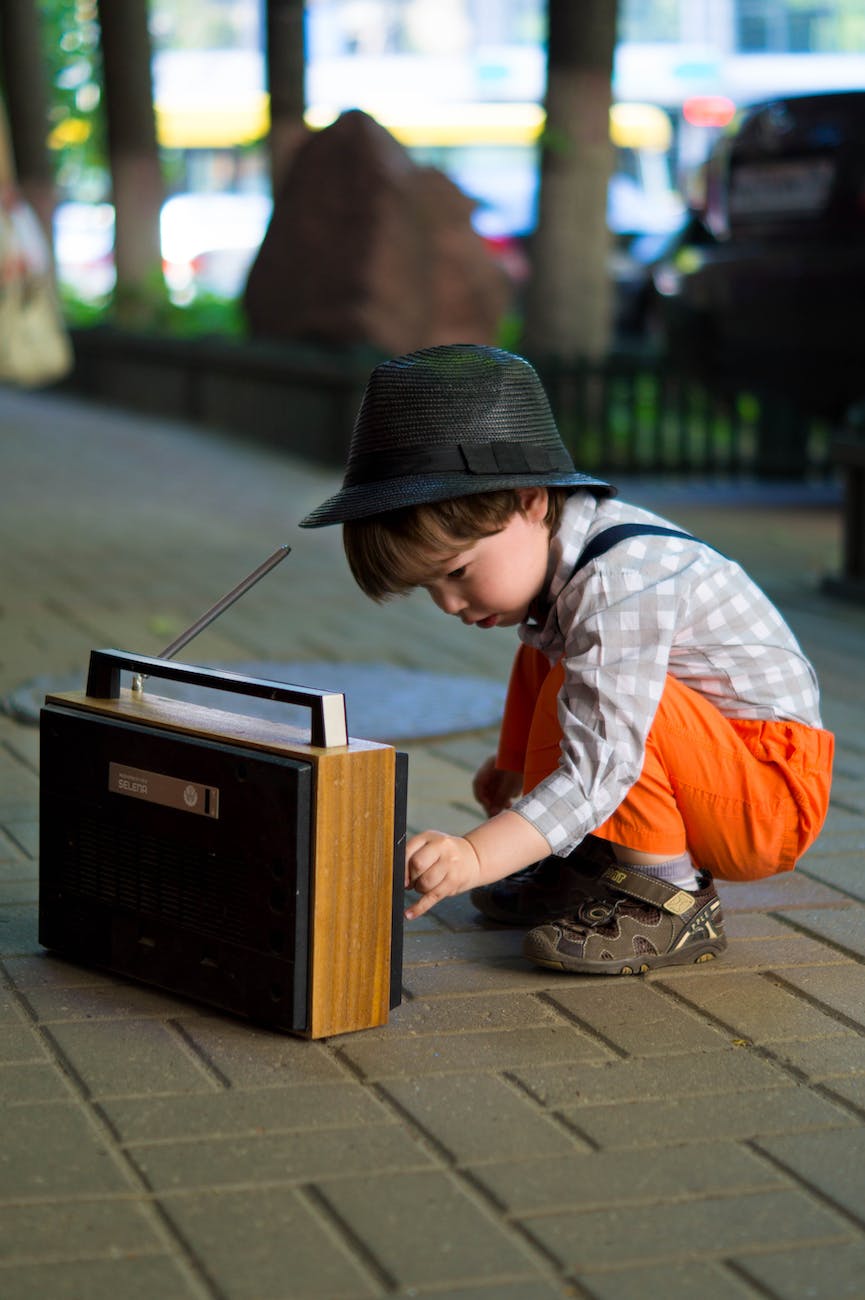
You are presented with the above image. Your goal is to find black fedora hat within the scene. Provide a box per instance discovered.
[299,344,613,527]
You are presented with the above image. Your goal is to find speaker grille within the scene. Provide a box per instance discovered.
[65,814,258,946]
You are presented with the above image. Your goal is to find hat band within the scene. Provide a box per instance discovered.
[344,441,574,486]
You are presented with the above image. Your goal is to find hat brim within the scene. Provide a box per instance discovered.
[299,469,614,527]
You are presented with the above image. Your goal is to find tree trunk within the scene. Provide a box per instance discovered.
[522,0,617,362]
[97,0,164,322]
[265,0,307,195]
[0,0,55,241]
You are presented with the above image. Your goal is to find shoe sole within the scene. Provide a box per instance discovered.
[523,936,728,976]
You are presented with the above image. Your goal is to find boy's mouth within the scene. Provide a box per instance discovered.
[473,614,499,629]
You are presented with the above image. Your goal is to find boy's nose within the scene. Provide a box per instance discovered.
[433,587,467,616]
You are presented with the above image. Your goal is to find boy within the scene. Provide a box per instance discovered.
[300,344,833,975]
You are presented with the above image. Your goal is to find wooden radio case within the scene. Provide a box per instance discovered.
[39,649,406,1039]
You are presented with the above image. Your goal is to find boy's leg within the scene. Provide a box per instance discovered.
[519,673,832,973]
[474,647,832,946]
[502,648,831,880]
[592,673,833,880]
[472,647,617,924]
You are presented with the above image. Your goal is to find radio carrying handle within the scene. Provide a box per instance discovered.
[85,648,348,749]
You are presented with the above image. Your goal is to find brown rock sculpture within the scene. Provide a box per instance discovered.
[243,109,509,352]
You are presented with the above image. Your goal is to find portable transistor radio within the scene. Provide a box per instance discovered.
[38,547,407,1038]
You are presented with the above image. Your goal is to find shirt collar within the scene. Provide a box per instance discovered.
[524,492,599,634]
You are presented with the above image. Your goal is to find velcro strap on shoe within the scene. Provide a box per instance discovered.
[599,866,696,917]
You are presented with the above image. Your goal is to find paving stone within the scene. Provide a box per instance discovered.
[777,906,865,961]
[0,1103,135,1198]
[0,1200,164,1264]
[316,1169,544,1290]
[361,991,564,1039]
[0,1256,198,1300]
[2,954,117,990]
[470,1144,786,1215]
[763,1034,865,1081]
[5,385,865,1300]
[177,1017,348,1087]
[21,980,217,1023]
[581,1260,760,1300]
[0,987,24,1022]
[426,890,491,930]
[0,1023,48,1064]
[722,911,815,939]
[756,1127,865,1221]
[381,1072,578,1164]
[400,956,556,993]
[543,981,731,1057]
[0,881,36,905]
[0,822,36,858]
[403,955,642,998]
[775,964,865,1028]
[99,1081,391,1144]
[0,828,30,865]
[0,862,37,888]
[403,928,527,965]
[559,1084,855,1150]
[802,852,865,904]
[804,822,865,853]
[393,1284,567,1300]
[819,1072,865,1114]
[522,1188,851,1272]
[658,931,851,975]
[0,904,39,958]
[511,1044,796,1108]
[0,1063,72,1104]
[662,970,858,1042]
[340,1025,610,1082]
[160,1186,379,1298]
[45,1020,219,1098]
[128,1122,433,1191]
[733,1240,865,1299]
[716,873,851,912]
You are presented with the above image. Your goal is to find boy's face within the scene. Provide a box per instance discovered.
[419,488,551,630]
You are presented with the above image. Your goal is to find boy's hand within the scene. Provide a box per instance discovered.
[404,831,482,920]
[473,756,523,816]
[404,812,551,921]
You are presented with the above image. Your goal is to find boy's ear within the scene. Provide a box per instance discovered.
[518,486,549,522]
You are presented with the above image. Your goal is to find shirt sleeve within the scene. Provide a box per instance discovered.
[511,560,685,854]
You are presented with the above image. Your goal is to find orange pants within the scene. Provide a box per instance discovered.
[497,645,834,882]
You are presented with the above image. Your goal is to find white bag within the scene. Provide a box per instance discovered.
[0,191,73,387]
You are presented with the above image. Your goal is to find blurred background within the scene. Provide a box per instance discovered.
[24,2,862,316]
[3,0,865,485]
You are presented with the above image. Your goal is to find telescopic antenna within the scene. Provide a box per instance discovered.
[131,544,291,695]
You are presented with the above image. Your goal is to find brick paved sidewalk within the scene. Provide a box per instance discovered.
[2,385,865,1300]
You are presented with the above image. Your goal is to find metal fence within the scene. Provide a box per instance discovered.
[69,328,838,480]
[533,350,836,481]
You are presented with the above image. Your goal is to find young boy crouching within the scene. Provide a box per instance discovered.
[300,344,833,975]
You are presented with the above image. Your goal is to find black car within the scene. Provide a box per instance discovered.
[651,90,865,419]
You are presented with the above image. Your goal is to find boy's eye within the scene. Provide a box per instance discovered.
[447,565,466,580]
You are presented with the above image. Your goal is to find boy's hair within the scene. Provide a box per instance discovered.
[344,487,568,602]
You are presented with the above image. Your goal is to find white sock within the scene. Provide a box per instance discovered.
[620,853,701,892]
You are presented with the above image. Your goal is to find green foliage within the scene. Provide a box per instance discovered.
[59,282,248,338]
[153,291,247,338]
[42,0,108,199]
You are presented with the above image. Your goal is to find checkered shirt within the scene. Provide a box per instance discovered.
[512,492,824,854]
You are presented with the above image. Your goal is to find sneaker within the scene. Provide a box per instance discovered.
[522,865,727,975]
[469,837,617,925]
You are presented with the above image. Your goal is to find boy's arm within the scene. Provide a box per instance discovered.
[405,810,550,920]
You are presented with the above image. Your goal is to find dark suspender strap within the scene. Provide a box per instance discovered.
[572,524,702,575]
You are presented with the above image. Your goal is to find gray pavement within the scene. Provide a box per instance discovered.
[2,383,865,1300]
